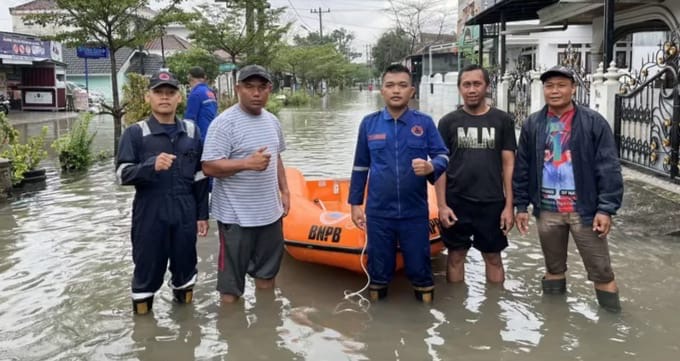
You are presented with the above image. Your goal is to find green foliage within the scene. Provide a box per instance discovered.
[0,111,18,146]
[265,98,283,115]
[122,73,151,126]
[0,115,48,185]
[285,91,312,107]
[23,0,192,157]
[185,2,290,68]
[167,48,221,83]
[52,114,97,172]
[271,44,362,92]
[372,29,411,74]
[293,28,361,61]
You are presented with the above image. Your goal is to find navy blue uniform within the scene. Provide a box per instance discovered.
[349,108,448,288]
[116,116,209,301]
[184,83,218,143]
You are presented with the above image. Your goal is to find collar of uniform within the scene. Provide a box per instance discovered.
[147,115,186,135]
[380,107,413,124]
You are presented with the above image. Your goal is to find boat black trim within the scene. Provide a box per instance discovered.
[284,237,442,255]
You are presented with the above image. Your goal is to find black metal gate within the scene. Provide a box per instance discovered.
[614,34,680,179]
[507,57,532,128]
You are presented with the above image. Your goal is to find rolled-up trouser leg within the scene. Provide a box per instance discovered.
[366,216,397,290]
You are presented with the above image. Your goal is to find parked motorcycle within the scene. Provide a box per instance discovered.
[0,94,9,115]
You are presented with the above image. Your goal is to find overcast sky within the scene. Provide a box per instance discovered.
[2,0,458,61]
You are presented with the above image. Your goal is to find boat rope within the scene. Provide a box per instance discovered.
[342,232,371,308]
[313,198,327,211]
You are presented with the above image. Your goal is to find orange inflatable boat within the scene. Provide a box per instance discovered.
[283,167,445,273]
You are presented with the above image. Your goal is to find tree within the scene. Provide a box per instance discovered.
[294,27,361,61]
[24,0,188,156]
[272,44,355,92]
[185,2,289,72]
[371,28,411,74]
[166,48,221,83]
[387,0,454,53]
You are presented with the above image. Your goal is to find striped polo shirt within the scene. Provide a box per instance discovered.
[202,104,286,227]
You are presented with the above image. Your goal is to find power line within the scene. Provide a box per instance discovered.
[286,0,313,30]
[310,7,331,38]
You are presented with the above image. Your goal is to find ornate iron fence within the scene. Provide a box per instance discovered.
[507,58,532,128]
[614,33,680,179]
[560,42,591,106]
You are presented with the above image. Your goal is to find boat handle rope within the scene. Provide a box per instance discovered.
[342,232,371,308]
[313,198,327,211]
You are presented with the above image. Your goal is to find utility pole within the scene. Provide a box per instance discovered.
[310,7,330,39]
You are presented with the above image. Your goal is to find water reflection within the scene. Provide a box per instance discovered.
[0,91,679,360]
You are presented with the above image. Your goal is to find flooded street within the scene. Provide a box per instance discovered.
[1,90,680,360]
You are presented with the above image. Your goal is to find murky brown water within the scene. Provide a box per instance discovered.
[1,90,680,360]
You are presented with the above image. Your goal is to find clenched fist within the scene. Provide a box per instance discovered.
[412,158,433,176]
[155,152,176,171]
[246,146,272,171]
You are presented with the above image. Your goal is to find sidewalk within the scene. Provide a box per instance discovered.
[6,110,80,125]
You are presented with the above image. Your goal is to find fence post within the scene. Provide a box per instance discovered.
[590,62,605,111]
[530,70,544,113]
[600,61,622,130]
[497,71,511,112]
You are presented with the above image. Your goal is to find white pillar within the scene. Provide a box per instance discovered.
[590,62,605,111]
[530,70,545,113]
[497,71,511,112]
[599,61,622,130]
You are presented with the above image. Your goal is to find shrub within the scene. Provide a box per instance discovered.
[265,98,283,116]
[52,114,96,172]
[0,113,48,185]
[286,90,311,107]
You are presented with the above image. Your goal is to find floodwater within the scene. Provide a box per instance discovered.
[1,90,680,361]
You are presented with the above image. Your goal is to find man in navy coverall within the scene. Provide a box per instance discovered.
[116,70,209,315]
[349,64,449,303]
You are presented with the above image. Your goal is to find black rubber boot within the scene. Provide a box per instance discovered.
[173,288,193,304]
[414,288,434,303]
[368,286,388,302]
[132,296,154,315]
[596,289,621,313]
[542,277,567,295]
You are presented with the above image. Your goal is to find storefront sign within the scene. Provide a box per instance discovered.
[25,91,53,105]
[0,34,50,61]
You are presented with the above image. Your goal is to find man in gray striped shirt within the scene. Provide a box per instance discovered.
[202,65,290,304]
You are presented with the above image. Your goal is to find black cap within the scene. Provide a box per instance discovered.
[188,66,206,79]
[237,64,272,83]
[540,66,575,83]
[148,70,180,89]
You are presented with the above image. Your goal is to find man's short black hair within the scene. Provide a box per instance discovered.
[188,66,206,79]
[458,64,490,87]
[382,64,412,81]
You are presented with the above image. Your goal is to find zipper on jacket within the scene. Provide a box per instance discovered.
[394,119,401,217]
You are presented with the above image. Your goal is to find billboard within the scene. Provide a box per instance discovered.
[0,33,63,62]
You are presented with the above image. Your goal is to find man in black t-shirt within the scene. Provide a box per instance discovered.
[435,64,517,284]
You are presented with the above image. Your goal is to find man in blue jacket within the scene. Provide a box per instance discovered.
[116,70,210,315]
[349,64,449,303]
[513,66,624,312]
[184,66,218,142]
